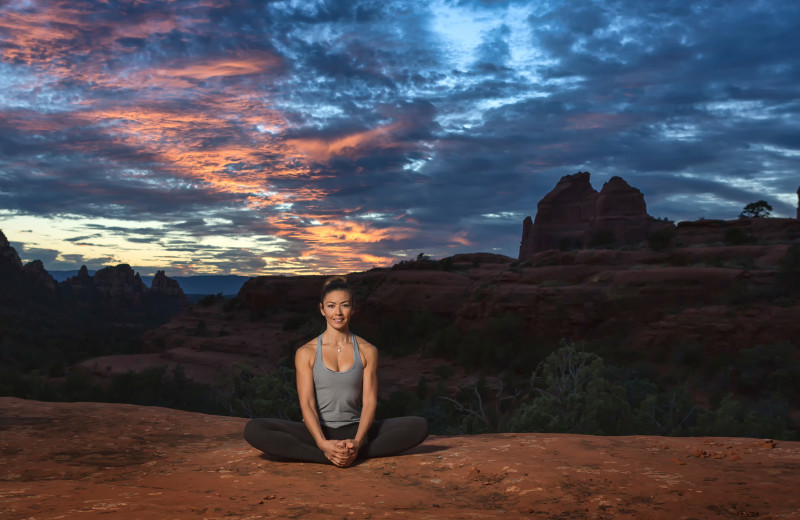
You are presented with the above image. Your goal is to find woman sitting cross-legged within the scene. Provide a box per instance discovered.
[244,275,428,467]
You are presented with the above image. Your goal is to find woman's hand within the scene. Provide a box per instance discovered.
[318,439,355,467]
[339,439,361,468]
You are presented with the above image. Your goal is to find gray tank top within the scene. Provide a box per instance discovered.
[313,334,363,427]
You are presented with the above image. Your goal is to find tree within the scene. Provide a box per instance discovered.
[508,341,632,435]
[739,200,772,218]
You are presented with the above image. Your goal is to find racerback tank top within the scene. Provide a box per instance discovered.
[313,334,363,427]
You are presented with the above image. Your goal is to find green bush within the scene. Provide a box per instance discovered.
[648,227,676,251]
[723,227,753,245]
[213,364,300,420]
[509,342,632,435]
[692,394,797,440]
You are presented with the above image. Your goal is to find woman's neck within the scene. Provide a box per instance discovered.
[323,327,351,342]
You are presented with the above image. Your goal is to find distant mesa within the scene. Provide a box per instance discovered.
[519,172,671,259]
[0,228,185,310]
[61,264,186,307]
[519,174,800,260]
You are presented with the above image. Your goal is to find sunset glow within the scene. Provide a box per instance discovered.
[1,0,798,276]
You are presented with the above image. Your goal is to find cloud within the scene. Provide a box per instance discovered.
[1,0,798,275]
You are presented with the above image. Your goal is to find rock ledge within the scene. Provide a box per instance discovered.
[2,398,799,519]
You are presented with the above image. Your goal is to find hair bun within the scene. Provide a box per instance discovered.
[322,275,347,288]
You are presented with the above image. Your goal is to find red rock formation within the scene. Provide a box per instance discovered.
[136,241,799,392]
[592,176,661,245]
[93,264,147,299]
[151,270,184,298]
[0,229,23,269]
[22,259,56,292]
[519,172,671,259]
[0,231,56,292]
[520,171,599,257]
[2,397,799,519]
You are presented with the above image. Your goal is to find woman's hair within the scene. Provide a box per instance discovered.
[320,275,354,303]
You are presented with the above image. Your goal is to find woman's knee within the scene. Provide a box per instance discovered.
[408,416,429,442]
[243,419,262,444]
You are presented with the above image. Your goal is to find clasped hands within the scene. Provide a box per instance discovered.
[320,438,360,468]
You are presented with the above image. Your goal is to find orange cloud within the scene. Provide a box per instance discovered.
[448,230,473,247]
[152,55,281,81]
[286,122,404,162]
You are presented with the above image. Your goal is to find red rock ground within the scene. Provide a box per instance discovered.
[2,397,799,519]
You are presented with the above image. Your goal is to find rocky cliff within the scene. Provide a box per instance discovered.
[0,230,57,294]
[519,172,671,258]
[1,397,798,520]
[520,173,800,259]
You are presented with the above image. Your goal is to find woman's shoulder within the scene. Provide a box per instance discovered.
[355,335,378,357]
[295,337,318,364]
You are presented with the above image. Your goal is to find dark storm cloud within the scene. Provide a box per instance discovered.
[1,0,798,274]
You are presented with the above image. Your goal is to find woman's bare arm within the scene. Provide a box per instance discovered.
[351,339,379,453]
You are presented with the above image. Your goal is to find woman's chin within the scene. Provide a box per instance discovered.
[328,319,348,329]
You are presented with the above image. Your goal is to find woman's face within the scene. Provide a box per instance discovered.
[319,289,354,331]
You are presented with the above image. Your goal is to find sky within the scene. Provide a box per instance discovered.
[1,0,799,276]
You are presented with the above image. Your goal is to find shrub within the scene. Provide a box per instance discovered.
[723,227,753,245]
[509,342,632,435]
[588,229,616,248]
[213,364,300,420]
[648,227,676,251]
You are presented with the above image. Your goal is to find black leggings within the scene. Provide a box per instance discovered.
[243,416,428,464]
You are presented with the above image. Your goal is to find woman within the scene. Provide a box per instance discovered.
[244,276,428,467]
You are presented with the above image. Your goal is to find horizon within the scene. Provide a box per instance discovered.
[1,1,798,277]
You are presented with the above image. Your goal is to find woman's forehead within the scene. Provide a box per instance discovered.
[323,289,352,303]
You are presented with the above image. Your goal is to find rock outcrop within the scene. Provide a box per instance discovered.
[0,230,57,293]
[92,264,147,299]
[61,264,186,309]
[519,172,671,259]
[22,259,56,292]
[0,229,23,269]
[151,270,185,298]
[2,397,799,520]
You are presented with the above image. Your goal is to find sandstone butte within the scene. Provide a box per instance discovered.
[2,397,799,520]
